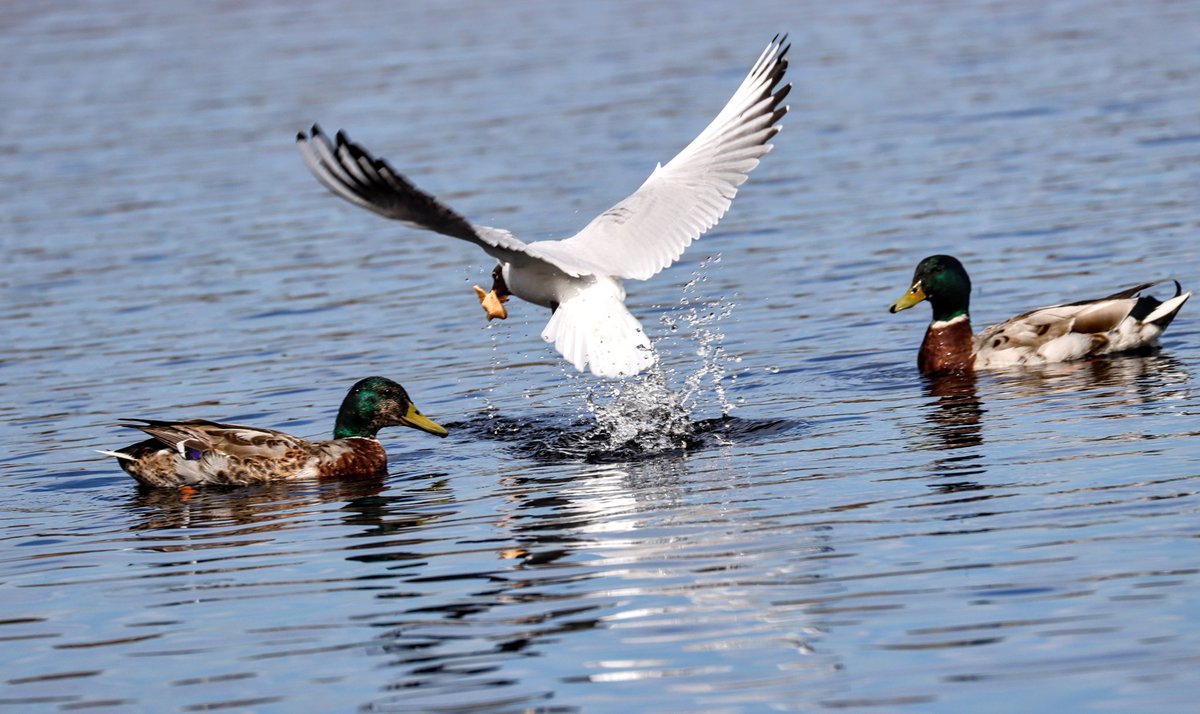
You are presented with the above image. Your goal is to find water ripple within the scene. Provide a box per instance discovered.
[4,0,1200,711]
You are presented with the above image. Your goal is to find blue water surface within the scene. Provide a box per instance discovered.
[2,1,1200,712]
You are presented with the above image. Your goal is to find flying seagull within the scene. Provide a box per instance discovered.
[298,36,790,377]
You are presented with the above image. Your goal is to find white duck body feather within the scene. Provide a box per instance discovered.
[972,280,1191,368]
[298,37,790,378]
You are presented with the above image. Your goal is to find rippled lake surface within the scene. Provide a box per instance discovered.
[4,1,1200,711]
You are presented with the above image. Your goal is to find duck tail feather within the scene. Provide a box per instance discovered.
[96,449,135,461]
[1145,290,1191,328]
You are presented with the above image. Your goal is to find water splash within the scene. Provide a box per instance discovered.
[455,260,795,462]
[471,257,743,459]
[668,255,738,416]
[576,255,740,457]
[583,367,692,454]
[461,402,797,465]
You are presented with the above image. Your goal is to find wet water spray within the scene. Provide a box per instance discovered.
[671,255,738,416]
[581,256,739,455]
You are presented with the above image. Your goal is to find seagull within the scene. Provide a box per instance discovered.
[297,36,790,378]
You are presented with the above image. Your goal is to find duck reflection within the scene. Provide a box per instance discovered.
[127,473,391,532]
[914,352,1192,485]
[925,372,985,450]
[990,353,1191,406]
[921,371,987,486]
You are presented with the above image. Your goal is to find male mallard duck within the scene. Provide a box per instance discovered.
[99,377,448,488]
[296,37,790,378]
[889,255,1190,375]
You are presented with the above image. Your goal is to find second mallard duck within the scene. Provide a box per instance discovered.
[100,377,448,488]
[889,255,1190,375]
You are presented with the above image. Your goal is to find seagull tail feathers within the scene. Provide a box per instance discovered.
[541,279,657,378]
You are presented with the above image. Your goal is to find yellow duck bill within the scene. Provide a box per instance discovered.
[400,404,449,437]
[889,282,927,313]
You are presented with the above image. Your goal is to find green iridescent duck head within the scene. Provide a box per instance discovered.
[890,255,972,323]
[333,377,448,440]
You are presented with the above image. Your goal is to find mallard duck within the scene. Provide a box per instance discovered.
[99,377,448,488]
[889,255,1190,375]
[296,37,790,378]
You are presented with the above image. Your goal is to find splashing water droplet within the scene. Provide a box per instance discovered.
[586,368,692,454]
[640,253,739,420]
[567,253,741,457]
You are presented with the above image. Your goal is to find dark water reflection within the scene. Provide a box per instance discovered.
[921,373,988,490]
[464,409,801,464]
[128,475,391,531]
[4,0,1200,712]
